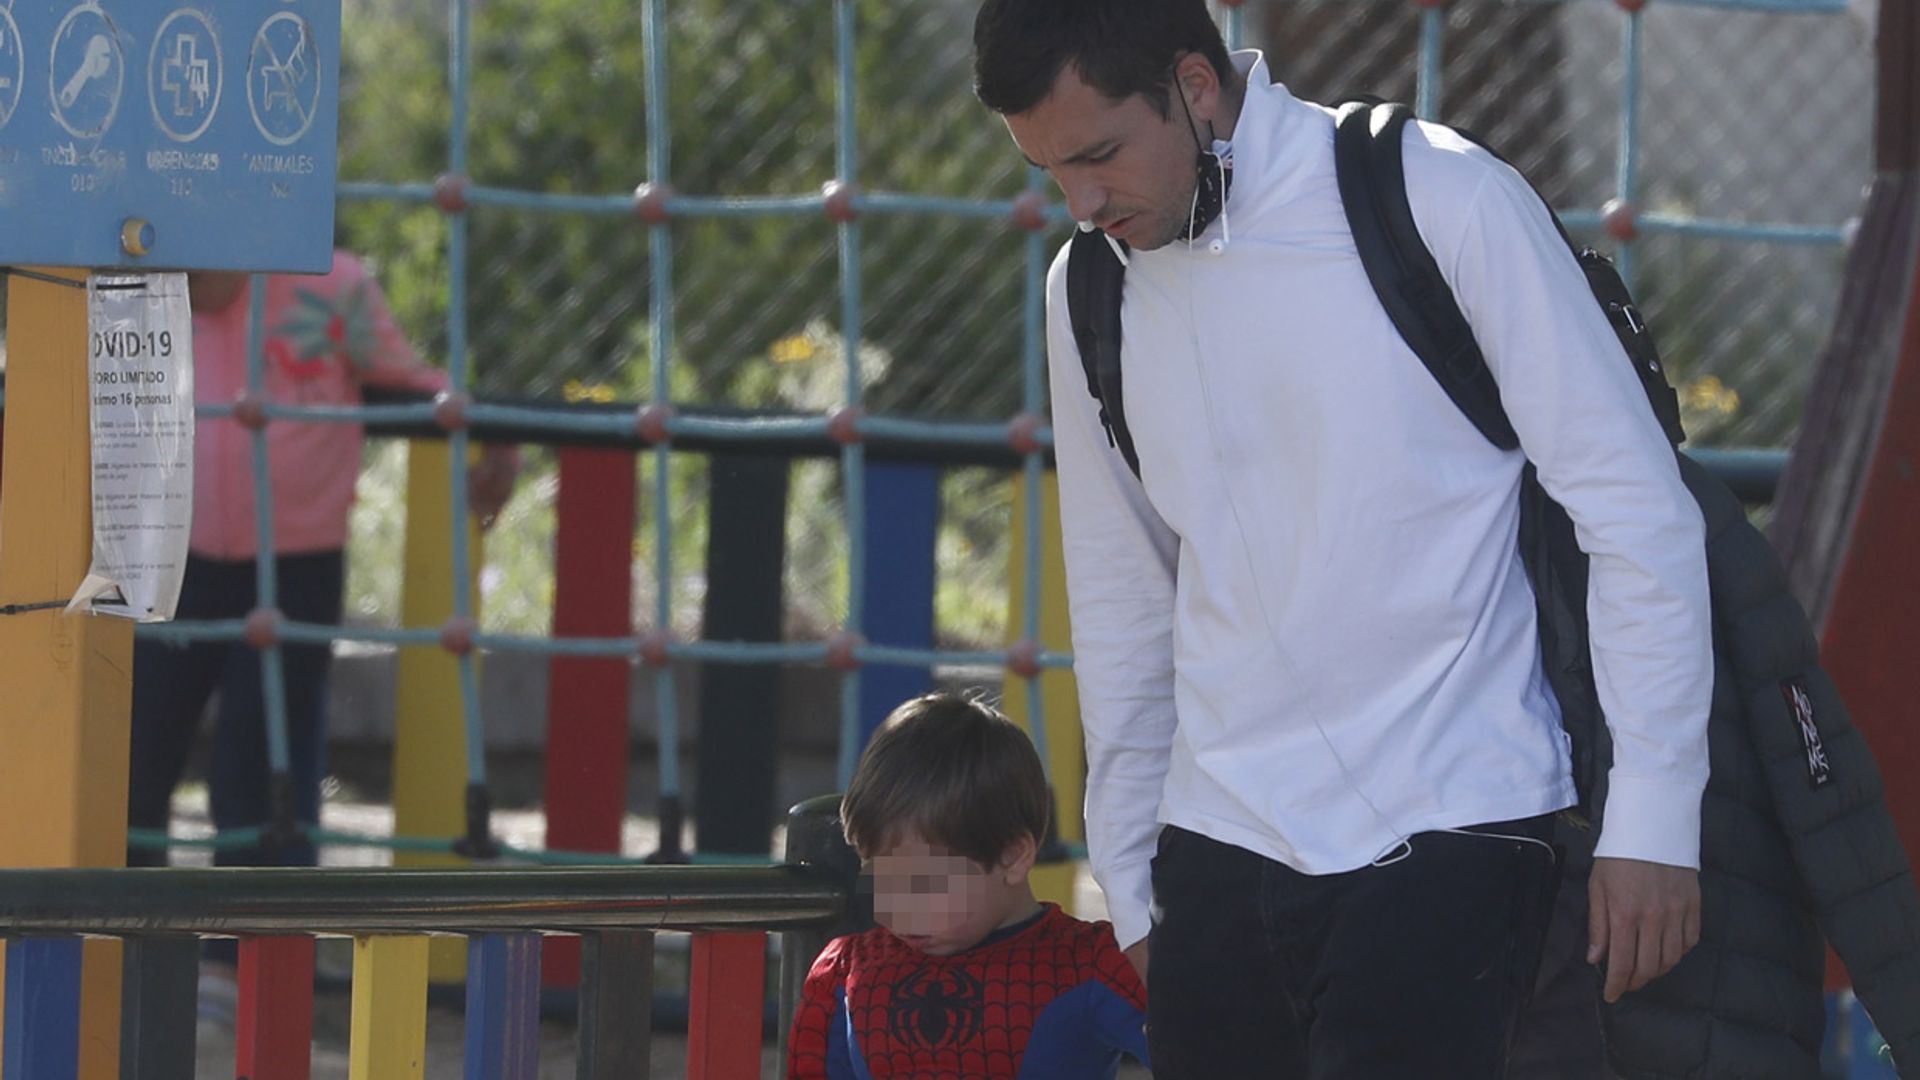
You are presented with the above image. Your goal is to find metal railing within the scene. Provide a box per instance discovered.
[0,797,864,1079]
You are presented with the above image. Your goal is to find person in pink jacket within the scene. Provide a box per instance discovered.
[127,251,518,874]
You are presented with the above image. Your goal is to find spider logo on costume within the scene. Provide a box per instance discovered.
[889,963,986,1048]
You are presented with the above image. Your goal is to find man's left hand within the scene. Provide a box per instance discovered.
[1588,856,1700,1003]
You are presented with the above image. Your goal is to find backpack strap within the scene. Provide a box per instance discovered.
[1333,101,1521,452]
[1333,101,1685,449]
[1065,226,1141,478]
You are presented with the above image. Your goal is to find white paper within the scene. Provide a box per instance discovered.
[68,273,195,621]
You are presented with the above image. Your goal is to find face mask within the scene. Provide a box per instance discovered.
[1175,84,1233,245]
[1176,143,1232,243]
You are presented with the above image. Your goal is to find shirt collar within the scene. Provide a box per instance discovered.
[1217,50,1319,219]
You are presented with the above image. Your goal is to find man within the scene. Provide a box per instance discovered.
[972,1,1711,1075]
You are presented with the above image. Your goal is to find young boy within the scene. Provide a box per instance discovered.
[787,693,1149,1079]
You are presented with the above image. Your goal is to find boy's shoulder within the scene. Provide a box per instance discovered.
[1040,906,1126,954]
[830,923,915,956]
[1016,904,1126,954]
[812,924,913,978]
[1042,909,1146,1006]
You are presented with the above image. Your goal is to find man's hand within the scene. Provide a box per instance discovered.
[1588,856,1700,1002]
[1124,939,1149,988]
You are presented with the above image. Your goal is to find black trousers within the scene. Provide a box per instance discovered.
[1147,818,1561,1079]
[126,551,344,870]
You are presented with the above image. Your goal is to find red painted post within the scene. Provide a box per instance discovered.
[1823,271,1920,854]
[235,936,316,1080]
[543,448,639,988]
[1819,273,1920,1000]
[686,931,767,1080]
[1828,0,1920,856]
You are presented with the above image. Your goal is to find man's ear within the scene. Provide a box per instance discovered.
[1174,51,1221,123]
[999,832,1040,884]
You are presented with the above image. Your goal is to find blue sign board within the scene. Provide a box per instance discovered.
[0,1,340,273]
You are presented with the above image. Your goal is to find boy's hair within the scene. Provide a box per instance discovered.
[972,0,1235,119]
[841,693,1051,867]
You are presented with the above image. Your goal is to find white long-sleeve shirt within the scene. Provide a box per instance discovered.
[1049,53,1712,951]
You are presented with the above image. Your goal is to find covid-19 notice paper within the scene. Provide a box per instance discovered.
[67,273,195,621]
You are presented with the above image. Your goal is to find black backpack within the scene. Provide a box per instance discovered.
[1063,100,1691,818]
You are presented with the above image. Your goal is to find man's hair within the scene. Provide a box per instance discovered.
[841,693,1051,866]
[973,0,1235,119]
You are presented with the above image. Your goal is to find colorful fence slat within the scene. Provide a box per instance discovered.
[237,936,316,1080]
[464,934,542,1080]
[686,932,766,1080]
[118,936,197,1080]
[348,935,430,1080]
[3,937,81,1080]
[577,931,654,1080]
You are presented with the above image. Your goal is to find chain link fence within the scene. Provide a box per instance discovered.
[324,0,1872,642]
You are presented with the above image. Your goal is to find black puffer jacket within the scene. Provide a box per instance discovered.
[1560,456,1920,1079]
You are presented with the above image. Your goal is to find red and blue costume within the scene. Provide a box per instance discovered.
[787,904,1149,1079]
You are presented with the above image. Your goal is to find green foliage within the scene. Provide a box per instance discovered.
[336,0,1053,416]
[1626,224,1843,449]
[336,0,1044,644]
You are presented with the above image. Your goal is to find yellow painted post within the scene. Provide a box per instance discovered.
[348,935,430,1080]
[1004,471,1084,911]
[0,268,130,1078]
[392,439,483,982]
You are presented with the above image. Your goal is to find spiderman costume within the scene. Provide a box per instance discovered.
[787,903,1149,1079]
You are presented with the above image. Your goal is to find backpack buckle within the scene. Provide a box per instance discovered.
[1613,302,1647,337]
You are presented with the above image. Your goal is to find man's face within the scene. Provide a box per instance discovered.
[866,829,1031,956]
[1005,63,1200,252]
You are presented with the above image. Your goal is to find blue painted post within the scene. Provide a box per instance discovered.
[244,278,299,847]
[1416,7,1446,120]
[856,463,940,747]
[464,935,542,1080]
[444,0,492,842]
[1614,9,1645,284]
[832,0,870,791]
[642,0,687,861]
[3,938,81,1080]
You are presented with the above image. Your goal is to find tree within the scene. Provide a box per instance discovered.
[338,0,1057,420]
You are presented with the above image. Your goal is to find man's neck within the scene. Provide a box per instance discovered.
[1212,76,1248,143]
